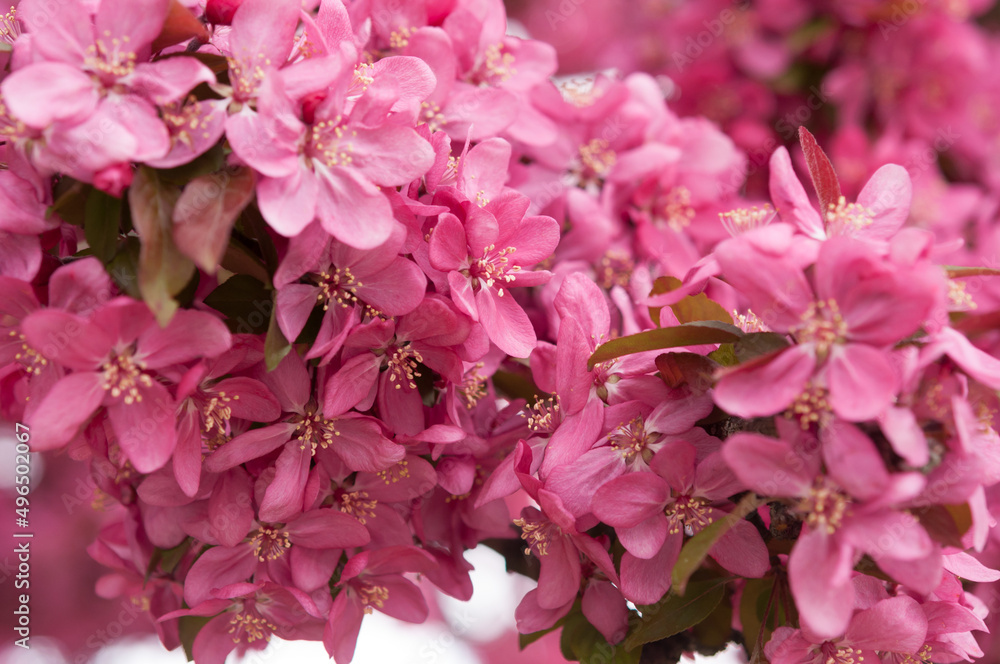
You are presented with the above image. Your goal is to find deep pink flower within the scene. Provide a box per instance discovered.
[428,190,559,357]
[713,231,944,421]
[724,422,937,638]
[592,441,768,604]
[22,299,231,472]
[227,59,435,246]
[324,546,437,664]
[203,350,404,522]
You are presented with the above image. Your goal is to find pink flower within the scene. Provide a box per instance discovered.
[723,423,936,638]
[713,230,944,421]
[765,595,929,664]
[227,59,435,246]
[2,0,215,177]
[769,145,913,243]
[23,298,231,472]
[592,441,768,604]
[428,190,559,357]
[203,350,404,522]
[324,546,437,664]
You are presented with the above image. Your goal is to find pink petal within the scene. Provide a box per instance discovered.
[536,535,581,610]
[475,287,536,358]
[545,448,627,517]
[184,545,257,608]
[582,580,629,645]
[96,0,170,53]
[768,146,824,238]
[257,170,319,237]
[844,510,932,562]
[515,588,573,634]
[316,166,395,250]
[616,515,669,560]
[173,410,203,497]
[229,0,300,69]
[287,509,370,549]
[324,353,382,416]
[709,516,769,578]
[856,165,911,241]
[788,529,855,639]
[375,576,429,623]
[713,346,815,418]
[208,468,254,547]
[1,63,97,127]
[827,344,897,421]
[138,309,232,368]
[348,125,434,186]
[259,443,312,522]
[845,596,927,654]
[879,406,929,467]
[108,380,177,473]
[722,432,817,498]
[619,533,682,605]
[821,420,889,501]
[429,213,468,272]
[592,471,669,527]
[204,424,294,472]
[129,57,216,106]
[324,592,365,664]
[22,310,112,370]
[26,372,105,450]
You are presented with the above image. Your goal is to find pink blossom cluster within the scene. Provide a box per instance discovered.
[2,0,1000,663]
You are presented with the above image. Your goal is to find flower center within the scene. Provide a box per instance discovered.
[576,138,617,182]
[202,390,239,448]
[524,396,560,433]
[1,6,21,45]
[419,102,446,132]
[340,491,378,525]
[664,496,713,535]
[608,416,656,464]
[469,244,520,296]
[799,480,849,535]
[793,299,847,358]
[375,459,410,485]
[785,382,832,430]
[84,31,137,84]
[948,279,976,311]
[293,411,341,455]
[227,50,272,102]
[458,362,487,410]
[358,583,390,614]
[389,27,414,49]
[228,603,276,644]
[386,345,423,390]
[249,526,291,561]
[719,204,775,236]
[101,352,152,405]
[657,186,695,232]
[9,331,48,375]
[513,516,556,556]
[733,309,769,333]
[161,96,213,149]
[819,643,863,664]
[315,266,361,310]
[826,196,874,236]
[475,42,516,85]
[596,251,634,289]
[307,117,357,169]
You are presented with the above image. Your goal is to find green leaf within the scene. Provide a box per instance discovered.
[106,236,141,298]
[916,503,972,549]
[560,604,639,664]
[493,370,549,403]
[84,188,122,263]
[264,300,292,372]
[203,274,271,333]
[944,266,1000,278]
[647,276,733,327]
[48,178,88,225]
[179,615,213,661]
[173,167,256,273]
[519,625,559,651]
[672,493,765,595]
[733,332,791,363]
[739,577,775,659]
[129,167,195,325]
[692,587,734,652]
[588,323,742,370]
[158,141,226,185]
[655,352,716,393]
[624,578,727,651]
[708,343,738,367]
